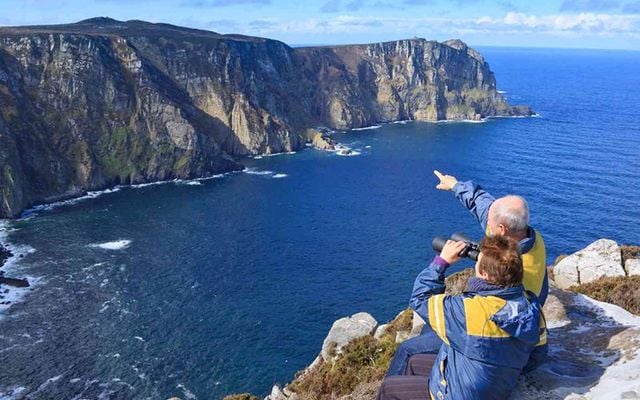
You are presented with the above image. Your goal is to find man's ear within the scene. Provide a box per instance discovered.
[498,224,508,236]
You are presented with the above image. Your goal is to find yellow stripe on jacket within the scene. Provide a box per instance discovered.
[428,294,450,344]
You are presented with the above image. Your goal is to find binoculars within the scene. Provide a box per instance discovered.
[432,232,480,261]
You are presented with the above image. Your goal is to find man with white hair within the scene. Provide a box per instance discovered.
[385,171,548,376]
[433,170,548,305]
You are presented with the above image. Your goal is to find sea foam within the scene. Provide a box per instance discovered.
[88,240,132,250]
[0,220,40,316]
[351,125,381,131]
[244,168,274,176]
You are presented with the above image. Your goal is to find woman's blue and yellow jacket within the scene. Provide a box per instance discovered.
[410,260,545,400]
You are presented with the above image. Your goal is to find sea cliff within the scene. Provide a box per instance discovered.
[0,18,532,218]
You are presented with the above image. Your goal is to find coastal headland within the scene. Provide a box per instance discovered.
[0,18,532,219]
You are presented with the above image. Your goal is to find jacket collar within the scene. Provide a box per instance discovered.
[518,226,536,253]
[465,277,525,300]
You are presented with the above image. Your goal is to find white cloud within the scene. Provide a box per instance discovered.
[240,12,640,38]
[478,12,640,35]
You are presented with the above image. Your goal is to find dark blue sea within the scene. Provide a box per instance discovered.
[1,47,639,399]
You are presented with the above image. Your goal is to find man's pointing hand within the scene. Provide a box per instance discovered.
[434,170,458,191]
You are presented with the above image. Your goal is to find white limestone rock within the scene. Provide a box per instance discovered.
[554,239,624,289]
[374,324,389,341]
[320,312,377,362]
[625,258,640,277]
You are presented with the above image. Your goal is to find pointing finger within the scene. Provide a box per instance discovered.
[434,170,444,180]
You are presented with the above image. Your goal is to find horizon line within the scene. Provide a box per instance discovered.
[1,17,639,53]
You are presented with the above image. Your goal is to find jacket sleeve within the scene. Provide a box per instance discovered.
[410,258,467,346]
[452,180,496,231]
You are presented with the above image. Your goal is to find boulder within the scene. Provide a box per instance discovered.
[625,259,640,277]
[373,324,389,341]
[321,312,377,362]
[554,239,624,289]
[0,277,30,288]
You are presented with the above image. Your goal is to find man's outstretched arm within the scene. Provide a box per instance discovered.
[434,170,496,231]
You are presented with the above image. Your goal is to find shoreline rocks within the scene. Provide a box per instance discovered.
[0,242,30,290]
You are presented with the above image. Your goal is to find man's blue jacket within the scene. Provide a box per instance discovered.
[410,258,545,400]
[452,180,549,305]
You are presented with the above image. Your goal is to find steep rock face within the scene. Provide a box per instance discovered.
[0,18,532,218]
[294,38,523,129]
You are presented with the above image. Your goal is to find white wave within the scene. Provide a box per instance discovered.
[21,170,238,216]
[0,221,41,317]
[351,125,381,131]
[430,118,487,124]
[264,151,297,157]
[337,149,361,156]
[486,113,541,120]
[391,120,411,124]
[272,174,288,179]
[244,168,274,176]
[497,90,507,94]
[23,187,122,216]
[177,383,197,400]
[174,180,202,186]
[365,145,372,149]
[253,155,263,159]
[134,336,145,342]
[88,240,131,250]
[330,143,362,157]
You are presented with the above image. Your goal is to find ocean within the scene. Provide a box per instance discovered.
[1,47,639,399]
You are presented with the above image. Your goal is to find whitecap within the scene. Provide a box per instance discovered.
[272,174,288,179]
[0,221,41,317]
[253,155,263,159]
[497,90,507,94]
[431,119,487,124]
[134,336,145,342]
[351,125,381,131]
[337,149,361,156]
[391,120,410,124]
[244,168,274,176]
[177,180,202,186]
[88,240,131,250]
[23,187,122,216]
[177,383,197,400]
[264,151,297,157]
[330,143,362,157]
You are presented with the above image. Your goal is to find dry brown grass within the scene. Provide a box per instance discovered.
[444,268,474,295]
[569,275,640,315]
[286,309,414,400]
[621,245,640,264]
[223,394,260,400]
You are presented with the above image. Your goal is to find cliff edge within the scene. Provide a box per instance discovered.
[230,240,640,400]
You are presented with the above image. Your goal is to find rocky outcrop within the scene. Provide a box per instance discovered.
[0,18,532,218]
[554,239,630,289]
[259,252,640,400]
[320,312,377,362]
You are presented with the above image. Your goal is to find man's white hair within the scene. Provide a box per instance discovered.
[491,195,529,233]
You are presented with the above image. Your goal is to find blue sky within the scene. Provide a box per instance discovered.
[2,0,640,49]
